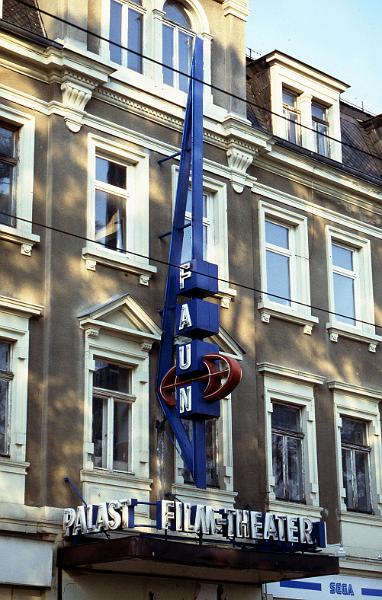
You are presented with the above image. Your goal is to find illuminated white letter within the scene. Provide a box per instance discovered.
[178,344,191,370]
[179,304,192,330]
[179,386,192,413]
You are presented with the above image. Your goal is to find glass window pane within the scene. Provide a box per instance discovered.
[0,342,10,371]
[96,157,126,189]
[272,403,300,432]
[93,360,131,393]
[95,190,126,251]
[332,244,353,270]
[0,162,13,226]
[179,31,192,92]
[128,8,143,73]
[283,90,296,107]
[0,379,8,455]
[287,437,304,501]
[342,447,354,510]
[266,250,290,305]
[113,400,129,471]
[355,450,371,512]
[312,103,326,120]
[162,24,174,86]
[206,419,219,487]
[272,433,285,499]
[265,220,289,248]
[333,273,355,325]
[0,127,14,157]
[109,0,122,64]
[92,396,105,468]
[163,1,190,28]
[341,417,366,445]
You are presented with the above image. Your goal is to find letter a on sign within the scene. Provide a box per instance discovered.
[178,304,192,330]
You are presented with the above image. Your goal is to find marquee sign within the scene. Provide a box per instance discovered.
[63,498,326,551]
[156,38,242,488]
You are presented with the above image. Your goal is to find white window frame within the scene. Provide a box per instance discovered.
[80,296,160,514]
[0,297,43,504]
[99,1,213,106]
[262,368,322,517]
[330,382,382,518]
[92,360,135,473]
[268,57,344,162]
[104,0,146,71]
[258,200,318,332]
[0,105,39,255]
[161,2,194,92]
[82,134,156,282]
[172,335,242,510]
[326,226,377,349]
[171,165,236,305]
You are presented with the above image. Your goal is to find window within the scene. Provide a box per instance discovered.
[331,382,382,519]
[272,403,304,502]
[0,299,43,504]
[81,294,161,509]
[0,108,38,254]
[0,124,17,228]
[331,242,357,326]
[162,0,193,92]
[95,155,129,252]
[312,102,329,156]
[261,367,322,510]
[182,418,220,488]
[326,227,375,346]
[265,219,292,306]
[341,417,371,513]
[92,359,135,472]
[258,201,317,331]
[0,341,12,456]
[83,135,156,280]
[283,88,301,145]
[181,189,213,264]
[109,0,143,72]
[172,167,235,303]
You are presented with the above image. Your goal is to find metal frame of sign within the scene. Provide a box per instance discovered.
[156,37,209,488]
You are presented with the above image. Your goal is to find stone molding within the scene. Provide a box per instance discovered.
[222,0,249,20]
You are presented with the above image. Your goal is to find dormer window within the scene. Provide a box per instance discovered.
[282,88,301,145]
[312,102,329,156]
[162,0,194,92]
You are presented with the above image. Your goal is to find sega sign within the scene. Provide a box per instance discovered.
[266,575,382,599]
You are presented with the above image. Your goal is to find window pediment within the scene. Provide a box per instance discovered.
[79,293,161,344]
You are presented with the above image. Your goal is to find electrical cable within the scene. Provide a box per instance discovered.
[1,208,381,332]
[5,0,382,166]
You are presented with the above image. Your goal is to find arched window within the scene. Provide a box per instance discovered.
[162,1,193,92]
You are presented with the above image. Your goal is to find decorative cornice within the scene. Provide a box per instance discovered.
[222,0,250,21]
[327,380,382,401]
[0,295,44,317]
[257,362,326,385]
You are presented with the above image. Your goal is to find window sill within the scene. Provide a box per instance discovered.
[326,324,380,353]
[0,225,40,256]
[267,499,322,520]
[82,246,157,285]
[339,510,382,524]
[0,457,30,475]
[172,483,237,510]
[258,302,319,334]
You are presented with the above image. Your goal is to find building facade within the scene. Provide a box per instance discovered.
[0,0,381,598]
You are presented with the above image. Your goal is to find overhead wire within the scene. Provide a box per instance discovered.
[1,208,381,333]
[5,0,382,166]
[1,2,382,332]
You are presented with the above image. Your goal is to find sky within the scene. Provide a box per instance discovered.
[246,0,381,115]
